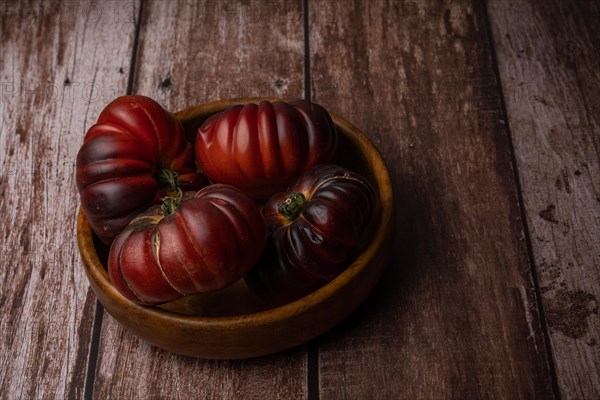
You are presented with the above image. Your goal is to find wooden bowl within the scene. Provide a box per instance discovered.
[77,97,394,359]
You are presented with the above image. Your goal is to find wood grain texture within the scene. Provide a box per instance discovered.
[0,0,138,398]
[309,0,555,398]
[91,1,308,398]
[132,0,306,112]
[94,332,307,400]
[488,0,600,398]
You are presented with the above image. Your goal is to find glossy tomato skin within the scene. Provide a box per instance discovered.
[108,184,267,305]
[195,100,338,199]
[76,95,207,244]
[245,164,376,304]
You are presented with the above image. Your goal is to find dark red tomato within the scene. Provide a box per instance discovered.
[108,184,266,305]
[195,100,338,200]
[76,95,207,244]
[245,164,376,304]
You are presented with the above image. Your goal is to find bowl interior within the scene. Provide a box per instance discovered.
[88,98,386,318]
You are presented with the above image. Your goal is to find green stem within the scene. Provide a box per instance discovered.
[156,168,183,215]
[161,189,183,215]
[156,168,181,193]
[277,192,307,220]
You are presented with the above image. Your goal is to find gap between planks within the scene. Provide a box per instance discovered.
[481,0,562,398]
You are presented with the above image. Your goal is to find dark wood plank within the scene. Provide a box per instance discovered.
[309,0,555,398]
[488,0,600,398]
[91,1,308,398]
[0,0,138,398]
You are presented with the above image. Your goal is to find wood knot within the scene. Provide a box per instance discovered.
[538,204,558,224]
[159,77,172,90]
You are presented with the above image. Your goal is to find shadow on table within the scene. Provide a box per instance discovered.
[316,174,454,346]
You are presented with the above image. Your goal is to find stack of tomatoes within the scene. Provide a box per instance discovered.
[76,96,376,306]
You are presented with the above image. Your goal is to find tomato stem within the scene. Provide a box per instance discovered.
[156,168,184,215]
[156,168,181,192]
[161,189,183,215]
[278,192,307,220]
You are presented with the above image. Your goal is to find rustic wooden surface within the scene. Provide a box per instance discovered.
[488,0,600,398]
[310,0,553,398]
[1,0,598,399]
[0,0,137,398]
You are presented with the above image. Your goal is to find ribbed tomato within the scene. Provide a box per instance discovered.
[108,184,266,305]
[245,164,376,304]
[195,100,338,199]
[76,95,207,244]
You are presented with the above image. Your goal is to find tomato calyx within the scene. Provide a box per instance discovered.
[156,168,184,215]
[160,189,183,215]
[156,168,182,191]
[277,192,307,220]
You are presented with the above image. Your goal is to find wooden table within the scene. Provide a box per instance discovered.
[1,0,598,398]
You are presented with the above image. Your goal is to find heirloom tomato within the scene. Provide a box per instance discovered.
[245,164,376,304]
[195,100,338,199]
[108,184,266,305]
[76,95,207,244]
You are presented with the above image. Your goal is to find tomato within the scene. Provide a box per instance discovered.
[76,95,207,244]
[195,100,338,199]
[108,184,266,305]
[245,164,376,304]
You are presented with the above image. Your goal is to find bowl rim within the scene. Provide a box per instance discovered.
[77,96,394,331]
